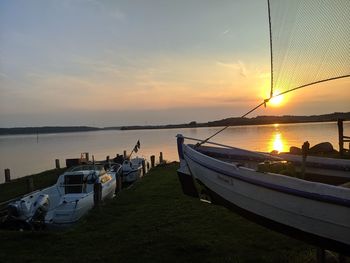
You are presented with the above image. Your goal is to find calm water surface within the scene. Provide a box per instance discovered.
[0,121,348,183]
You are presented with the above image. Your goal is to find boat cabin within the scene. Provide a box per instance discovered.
[60,165,110,194]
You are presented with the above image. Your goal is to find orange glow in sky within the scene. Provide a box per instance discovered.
[0,1,349,127]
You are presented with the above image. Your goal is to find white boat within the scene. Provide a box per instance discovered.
[176,135,350,253]
[6,164,120,228]
[122,157,144,183]
[176,0,349,254]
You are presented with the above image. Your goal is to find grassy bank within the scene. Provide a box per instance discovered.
[0,163,318,262]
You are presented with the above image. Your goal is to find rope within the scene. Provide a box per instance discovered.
[267,0,273,98]
[196,98,269,147]
[196,0,350,147]
[271,75,350,98]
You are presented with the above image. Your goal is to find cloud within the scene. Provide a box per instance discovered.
[217,60,248,77]
[221,29,230,35]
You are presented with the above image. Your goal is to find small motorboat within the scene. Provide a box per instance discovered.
[122,157,144,183]
[5,164,121,229]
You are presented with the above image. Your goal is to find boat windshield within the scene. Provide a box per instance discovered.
[64,172,84,194]
[68,165,107,177]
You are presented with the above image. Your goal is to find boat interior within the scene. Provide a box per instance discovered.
[194,144,350,187]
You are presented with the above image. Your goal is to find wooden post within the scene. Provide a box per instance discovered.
[116,174,122,194]
[147,162,150,171]
[4,168,11,183]
[142,159,146,175]
[159,152,163,164]
[338,119,344,156]
[301,141,309,179]
[119,174,122,191]
[55,159,60,169]
[93,182,102,206]
[27,176,34,192]
[123,150,127,159]
[150,155,155,168]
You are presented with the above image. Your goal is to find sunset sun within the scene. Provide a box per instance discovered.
[269,91,284,107]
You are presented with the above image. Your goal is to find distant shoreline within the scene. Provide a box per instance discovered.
[0,112,349,136]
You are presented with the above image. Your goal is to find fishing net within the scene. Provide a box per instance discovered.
[268,0,350,97]
[198,1,350,144]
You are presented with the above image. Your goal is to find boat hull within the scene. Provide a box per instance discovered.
[49,193,94,225]
[50,177,116,225]
[122,168,142,183]
[122,158,144,183]
[177,136,350,254]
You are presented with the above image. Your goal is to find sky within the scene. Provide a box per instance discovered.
[0,0,349,128]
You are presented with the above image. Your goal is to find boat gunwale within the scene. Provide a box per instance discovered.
[183,144,350,208]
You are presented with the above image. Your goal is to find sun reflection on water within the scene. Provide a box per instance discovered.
[269,128,288,153]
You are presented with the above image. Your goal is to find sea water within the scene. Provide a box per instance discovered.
[0,121,348,183]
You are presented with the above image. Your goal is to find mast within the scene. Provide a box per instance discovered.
[267,0,273,99]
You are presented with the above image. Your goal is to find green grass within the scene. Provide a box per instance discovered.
[0,163,321,262]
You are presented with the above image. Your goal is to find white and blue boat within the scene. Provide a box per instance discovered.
[176,0,350,254]
[122,157,144,183]
[176,135,350,254]
[6,164,120,228]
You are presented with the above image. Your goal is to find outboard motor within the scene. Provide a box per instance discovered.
[4,201,30,230]
[7,202,23,219]
[5,195,49,230]
[30,194,50,224]
[7,200,30,221]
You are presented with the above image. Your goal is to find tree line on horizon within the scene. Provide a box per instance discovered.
[1,112,349,135]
